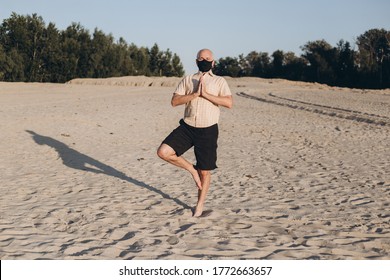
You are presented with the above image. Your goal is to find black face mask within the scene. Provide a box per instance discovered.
[197,60,213,72]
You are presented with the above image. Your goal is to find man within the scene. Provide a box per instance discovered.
[157,48,233,217]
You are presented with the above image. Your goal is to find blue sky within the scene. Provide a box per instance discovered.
[1,0,389,74]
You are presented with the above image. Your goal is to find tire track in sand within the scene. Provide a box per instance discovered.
[236,92,389,127]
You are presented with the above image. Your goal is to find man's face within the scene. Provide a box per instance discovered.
[196,50,215,70]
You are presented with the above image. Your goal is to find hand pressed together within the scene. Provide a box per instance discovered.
[196,74,233,109]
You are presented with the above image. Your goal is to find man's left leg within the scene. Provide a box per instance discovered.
[193,169,211,217]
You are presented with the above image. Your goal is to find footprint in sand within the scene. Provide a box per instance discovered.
[175,223,195,234]
[229,223,253,230]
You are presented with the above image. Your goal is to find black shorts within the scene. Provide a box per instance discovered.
[162,119,219,170]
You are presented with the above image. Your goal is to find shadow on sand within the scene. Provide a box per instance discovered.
[26,130,191,211]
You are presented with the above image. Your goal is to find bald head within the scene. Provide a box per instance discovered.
[196,49,214,61]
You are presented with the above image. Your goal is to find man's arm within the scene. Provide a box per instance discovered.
[171,92,200,107]
[198,75,233,109]
[200,92,233,109]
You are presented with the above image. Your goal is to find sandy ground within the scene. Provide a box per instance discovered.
[0,76,389,259]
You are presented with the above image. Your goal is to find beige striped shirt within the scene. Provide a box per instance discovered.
[174,71,232,128]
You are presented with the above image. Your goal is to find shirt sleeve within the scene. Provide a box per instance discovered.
[174,77,188,95]
[219,78,232,96]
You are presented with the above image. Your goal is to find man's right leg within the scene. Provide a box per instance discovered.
[157,144,202,190]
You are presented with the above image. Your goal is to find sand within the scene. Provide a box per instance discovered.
[0,76,389,260]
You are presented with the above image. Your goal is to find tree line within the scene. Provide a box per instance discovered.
[1,13,389,89]
[0,13,184,83]
[213,28,390,89]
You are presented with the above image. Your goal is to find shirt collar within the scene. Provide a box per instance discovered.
[196,70,215,77]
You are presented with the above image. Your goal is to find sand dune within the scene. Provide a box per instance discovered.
[1,77,389,259]
[67,75,181,87]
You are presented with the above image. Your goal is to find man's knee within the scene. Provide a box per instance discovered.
[156,145,167,159]
[198,169,211,178]
[157,144,174,160]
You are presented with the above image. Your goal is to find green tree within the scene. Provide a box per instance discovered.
[301,39,337,84]
[214,56,241,77]
[146,44,184,76]
[60,23,90,81]
[18,13,46,82]
[41,22,62,82]
[0,44,5,79]
[356,28,390,88]
[159,49,173,76]
[148,43,161,76]
[247,51,270,77]
[335,40,357,87]
[129,45,149,75]
[236,54,250,76]
[1,13,186,82]
[171,53,184,76]
[0,44,17,80]
[0,47,25,81]
[115,37,133,76]
[90,28,111,77]
[271,50,285,78]
[283,52,306,81]
[0,13,45,81]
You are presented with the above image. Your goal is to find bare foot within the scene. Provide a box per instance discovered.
[190,167,202,190]
[193,204,203,217]
[193,210,212,218]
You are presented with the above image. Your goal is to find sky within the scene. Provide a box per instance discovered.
[1,0,389,74]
